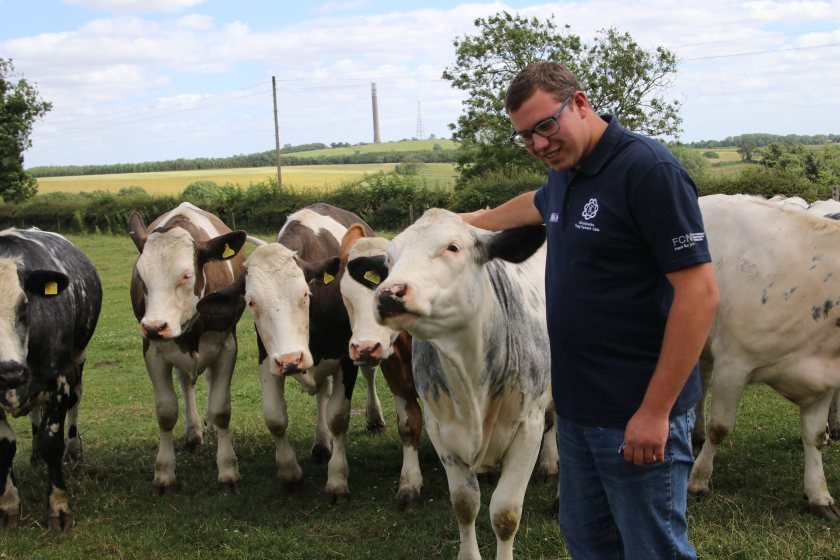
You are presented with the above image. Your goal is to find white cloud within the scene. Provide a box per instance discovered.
[63,0,205,13]
[311,1,373,16]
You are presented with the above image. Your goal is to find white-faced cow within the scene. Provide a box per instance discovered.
[337,225,424,511]
[197,203,384,503]
[374,209,551,560]
[689,194,840,520]
[0,228,101,530]
[128,202,247,494]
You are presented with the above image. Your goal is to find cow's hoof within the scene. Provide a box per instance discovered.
[282,477,304,493]
[534,467,558,485]
[64,438,83,462]
[551,495,559,515]
[47,511,74,531]
[183,435,203,454]
[0,511,21,528]
[29,450,42,465]
[325,488,350,506]
[366,418,386,433]
[218,480,239,495]
[829,428,840,442]
[396,489,422,513]
[809,504,840,521]
[311,443,332,464]
[153,482,181,496]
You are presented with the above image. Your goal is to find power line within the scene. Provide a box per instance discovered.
[683,41,840,61]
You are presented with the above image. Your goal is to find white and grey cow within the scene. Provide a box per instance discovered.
[129,202,247,494]
[689,194,840,520]
[197,203,384,503]
[374,209,551,560]
[0,228,101,530]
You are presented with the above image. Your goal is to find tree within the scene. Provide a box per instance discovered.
[0,58,51,203]
[442,12,682,182]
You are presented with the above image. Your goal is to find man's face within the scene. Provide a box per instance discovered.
[509,88,581,171]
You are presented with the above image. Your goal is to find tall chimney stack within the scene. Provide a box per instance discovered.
[371,82,381,144]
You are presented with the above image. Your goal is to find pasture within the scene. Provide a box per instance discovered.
[34,163,458,196]
[0,232,838,559]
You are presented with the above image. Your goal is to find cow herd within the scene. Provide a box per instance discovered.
[0,194,839,555]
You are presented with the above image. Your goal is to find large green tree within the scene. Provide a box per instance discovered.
[1,58,52,203]
[442,12,682,181]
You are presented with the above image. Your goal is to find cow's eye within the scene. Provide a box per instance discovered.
[180,272,193,283]
[447,243,460,253]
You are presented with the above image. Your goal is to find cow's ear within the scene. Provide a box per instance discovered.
[24,270,70,298]
[480,225,546,264]
[128,211,148,252]
[197,274,246,317]
[340,224,368,261]
[198,231,247,266]
[302,256,341,286]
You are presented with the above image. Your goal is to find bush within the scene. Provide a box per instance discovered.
[450,168,545,212]
[702,151,720,159]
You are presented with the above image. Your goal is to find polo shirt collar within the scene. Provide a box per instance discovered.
[576,114,621,175]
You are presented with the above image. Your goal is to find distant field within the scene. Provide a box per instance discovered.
[289,139,456,158]
[36,162,458,195]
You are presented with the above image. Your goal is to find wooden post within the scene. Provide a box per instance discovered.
[272,76,283,191]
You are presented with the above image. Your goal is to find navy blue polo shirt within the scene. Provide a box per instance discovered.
[534,116,710,428]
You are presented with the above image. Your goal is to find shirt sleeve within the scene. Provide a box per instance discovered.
[629,161,711,273]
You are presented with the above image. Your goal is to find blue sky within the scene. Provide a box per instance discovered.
[2,0,839,167]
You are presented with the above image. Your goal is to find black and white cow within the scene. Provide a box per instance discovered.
[129,202,247,494]
[197,203,384,503]
[689,194,840,520]
[374,209,551,560]
[0,228,102,530]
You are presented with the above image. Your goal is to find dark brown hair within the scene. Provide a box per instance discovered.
[504,61,581,113]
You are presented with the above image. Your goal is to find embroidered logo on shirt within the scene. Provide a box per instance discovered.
[550,212,559,222]
[582,198,599,220]
[575,198,601,232]
[672,232,706,251]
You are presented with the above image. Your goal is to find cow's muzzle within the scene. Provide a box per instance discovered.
[0,361,29,390]
[375,284,409,318]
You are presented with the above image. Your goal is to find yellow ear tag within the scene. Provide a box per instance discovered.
[222,243,235,259]
[363,270,381,285]
[323,272,335,285]
[44,281,58,296]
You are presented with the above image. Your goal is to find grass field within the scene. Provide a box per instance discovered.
[0,234,838,559]
[35,162,458,196]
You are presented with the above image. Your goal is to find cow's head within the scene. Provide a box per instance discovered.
[374,208,545,339]
[338,224,398,366]
[198,242,338,376]
[128,211,245,339]
[0,258,69,390]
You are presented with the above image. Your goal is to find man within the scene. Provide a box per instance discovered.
[465,61,719,559]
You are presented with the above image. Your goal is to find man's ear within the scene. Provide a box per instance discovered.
[197,231,247,267]
[479,225,546,264]
[302,256,341,286]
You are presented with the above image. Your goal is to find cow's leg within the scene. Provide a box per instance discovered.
[205,343,240,492]
[360,365,385,433]
[175,368,203,452]
[145,350,179,494]
[38,378,74,531]
[393,393,423,512]
[440,455,481,560]
[536,408,559,482]
[311,376,333,464]
[0,411,20,527]
[490,407,545,560]
[260,361,303,489]
[64,362,83,461]
[324,357,357,504]
[692,352,714,450]
[800,391,840,520]
[688,361,749,496]
[28,406,42,464]
[829,390,840,441]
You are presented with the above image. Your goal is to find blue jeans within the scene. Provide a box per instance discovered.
[556,410,697,560]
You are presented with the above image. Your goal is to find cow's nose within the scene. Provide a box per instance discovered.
[274,352,305,375]
[0,361,28,390]
[350,342,382,364]
[376,283,408,318]
[142,322,168,339]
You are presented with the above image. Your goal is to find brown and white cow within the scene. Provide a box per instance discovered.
[689,194,840,520]
[374,209,551,560]
[128,202,247,494]
[197,203,384,503]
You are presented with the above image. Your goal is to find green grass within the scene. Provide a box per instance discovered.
[288,139,457,158]
[0,234,839,559]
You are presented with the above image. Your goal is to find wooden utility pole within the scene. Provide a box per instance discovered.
[272,75,283,191]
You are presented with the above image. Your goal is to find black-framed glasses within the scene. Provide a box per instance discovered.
[509,94,573,148]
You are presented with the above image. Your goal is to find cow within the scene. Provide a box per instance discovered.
[196,203,383,503]
[374,208,551,560]
[0,228,102,530]
[128,202,247,494]
[689,194,840,521]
